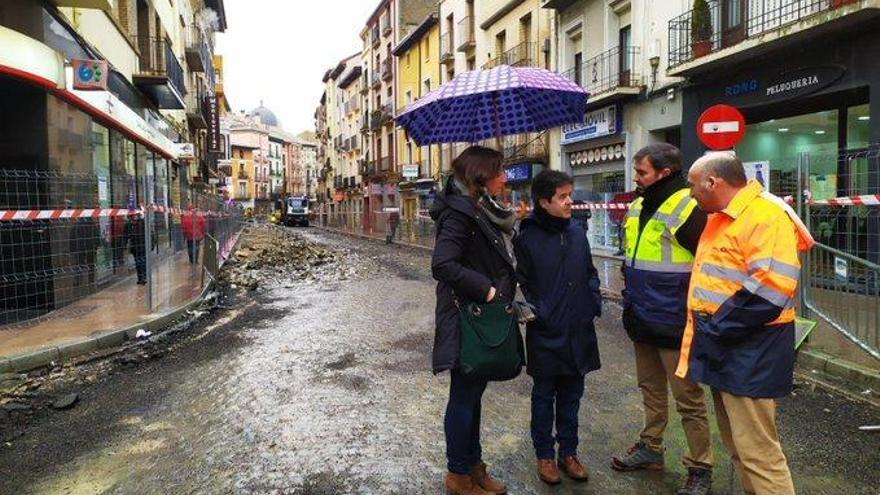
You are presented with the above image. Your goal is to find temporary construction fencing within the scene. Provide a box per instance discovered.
[0,168,243,333]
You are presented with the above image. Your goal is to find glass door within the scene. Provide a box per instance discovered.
[721,0,747,48]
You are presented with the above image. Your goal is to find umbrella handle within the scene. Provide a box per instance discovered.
[493,92,501,150]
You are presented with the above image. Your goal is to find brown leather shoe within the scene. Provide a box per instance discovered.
[470,463,507,494]
[445,472,492,495]
[558,455,589,481]
[537,459,562,485]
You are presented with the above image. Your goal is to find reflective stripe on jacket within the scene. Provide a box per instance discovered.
[622,188,697,343]
[676,180,815,398]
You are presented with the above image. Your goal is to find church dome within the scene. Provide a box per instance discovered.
[248,101,280,127]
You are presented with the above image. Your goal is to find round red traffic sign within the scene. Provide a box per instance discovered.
[697,104,746,150]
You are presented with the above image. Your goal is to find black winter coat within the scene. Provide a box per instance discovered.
[430,179,517,374]
[514,213,602,377]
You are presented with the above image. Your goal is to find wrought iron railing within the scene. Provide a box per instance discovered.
[669,0,844,68]
[561,46,642,96]
[482,42,539,70]
[381,59,393,81]
[135,36,187,98]
[440,33,454,62]
[457,16,475,51]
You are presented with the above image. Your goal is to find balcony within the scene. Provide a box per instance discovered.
[381,15,392,36]
[381,59,393,81]
[667,0,880,76]
[185,88,208,129]
[503,133,548,165]
[561,46,641,107]
[237,170,249,180]
[361,160,377,176]
[184,27,210,73]
[348,135,359,151]
[482,42,539,70]
[380,103,394,123]
[370,70,382,89]
[456,16,475,52]
[379,156,392,171]
[440,33,454,65]
[50,0,113,12]
[371,25,381,47]
[133,36,187,109]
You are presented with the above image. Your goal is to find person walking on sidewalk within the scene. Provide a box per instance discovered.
[677,152,814,495]
[611,143,714,495]
[182,205,206,264]
[514,170,601,486]
[124,212,147,285]
[430,145,516,495]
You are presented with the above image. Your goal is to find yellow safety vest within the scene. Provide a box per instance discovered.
[624,188,697,273]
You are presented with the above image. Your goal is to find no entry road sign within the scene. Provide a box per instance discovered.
[697,104,746,150]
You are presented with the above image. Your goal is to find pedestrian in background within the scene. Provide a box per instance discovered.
[430,145,516,495]
[110,212,127,270]
[514,170,601,486]
[612,144,713,495]
[124,212,147,285]
[386,209,400,244]
[182,205,206,264]
[678,152,814,495]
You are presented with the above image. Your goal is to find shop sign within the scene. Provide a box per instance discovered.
[72,59,108,91]
[205,95,221,153]
[718,66,846,107]
[505,163,533,183]
[561,105,618,145]
[177,143,195,160]
[569,143,625,167]
[402,164,419,178]
[763,66,845,102]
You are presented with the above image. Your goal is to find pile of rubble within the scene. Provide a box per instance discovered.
[218,227,338,290]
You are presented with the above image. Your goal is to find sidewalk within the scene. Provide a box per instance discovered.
[0,251,205,361]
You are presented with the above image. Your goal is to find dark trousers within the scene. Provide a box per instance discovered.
[133,253,146,282]
[444,370,488,474]
[186,239,200,264]
[531,374,585,460]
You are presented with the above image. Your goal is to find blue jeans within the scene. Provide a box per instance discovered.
[531,374,585,460]
[444,370,488,474]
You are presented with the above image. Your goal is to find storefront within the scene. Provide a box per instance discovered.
[504,162,544,207]
[681,27,880,191]
[562,104,626,249]
[0,25,184,322]
[680,26,879,259]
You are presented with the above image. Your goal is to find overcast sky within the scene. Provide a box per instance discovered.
[215,0,377,134]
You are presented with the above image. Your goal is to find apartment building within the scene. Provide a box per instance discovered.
[337,60,365,226]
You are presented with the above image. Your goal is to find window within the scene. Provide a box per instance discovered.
[406,90,412,104]
[423,78,432,94]
[424,37,430,60]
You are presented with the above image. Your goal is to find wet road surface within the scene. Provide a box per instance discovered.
[1,228,878,494]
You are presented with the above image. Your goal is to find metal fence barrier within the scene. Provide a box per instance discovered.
[0,168,243,332]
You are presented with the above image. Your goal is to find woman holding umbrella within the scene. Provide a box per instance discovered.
[397,65,590,494]
[430,145,515,495]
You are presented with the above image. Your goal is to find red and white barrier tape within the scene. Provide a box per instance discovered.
[0,205,234,222]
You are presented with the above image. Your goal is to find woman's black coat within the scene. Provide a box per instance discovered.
[430,180,517,374]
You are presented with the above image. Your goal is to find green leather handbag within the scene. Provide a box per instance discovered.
[458,301,525,381]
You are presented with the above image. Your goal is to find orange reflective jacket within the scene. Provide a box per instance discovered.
[676,180,814,398]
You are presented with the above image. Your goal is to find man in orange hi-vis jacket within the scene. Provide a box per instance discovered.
[676,152,814,495]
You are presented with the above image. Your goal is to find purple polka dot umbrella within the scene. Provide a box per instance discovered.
[395,65,589,146]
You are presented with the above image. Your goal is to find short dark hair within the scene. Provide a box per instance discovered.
[531,170,573,205]
[634,143,682,173]
[701,152,748,187]
[452,145,504,198]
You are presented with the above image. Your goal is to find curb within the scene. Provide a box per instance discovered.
[0,277,216,375]
[797,349,880,391]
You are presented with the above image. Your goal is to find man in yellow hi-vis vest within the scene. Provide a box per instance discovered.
[611,144,713,495]
[678,152,814,495]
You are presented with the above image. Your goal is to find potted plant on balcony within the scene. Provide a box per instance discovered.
[691,0,713,59]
